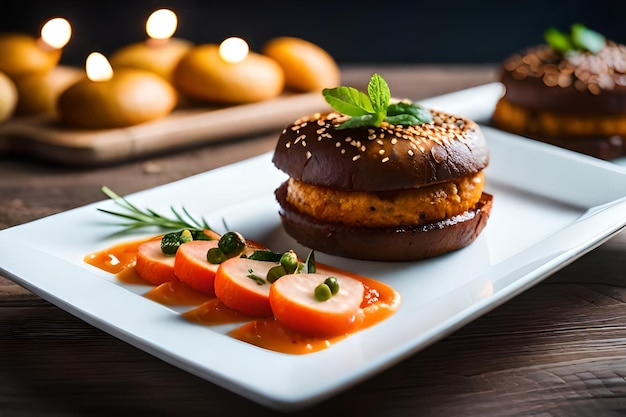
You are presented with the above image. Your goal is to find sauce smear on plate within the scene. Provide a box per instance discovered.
[85,236,401,354]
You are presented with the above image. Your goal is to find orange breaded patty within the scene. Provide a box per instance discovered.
[285,172,485,228]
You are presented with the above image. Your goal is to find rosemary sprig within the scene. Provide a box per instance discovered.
[97,186,211,232]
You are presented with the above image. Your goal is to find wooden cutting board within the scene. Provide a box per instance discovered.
[0,92,329,166]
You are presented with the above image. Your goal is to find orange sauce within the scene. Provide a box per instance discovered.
[145,281,213,306]
[229,318,345,354]
[183,299,260,325]
[84,237,151,274]
[85,236,401,355]
[115,265,150,285]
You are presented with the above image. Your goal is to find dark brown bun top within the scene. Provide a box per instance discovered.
[272,110,489,192]
[500,42,626,115]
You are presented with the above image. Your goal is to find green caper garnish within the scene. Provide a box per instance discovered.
[218,231,246,257]
[324,276,339,295]
[280,250,299,274]
[207,247,227,264]
[314,283,332,301]
[266,265,286,283]
[160,230,192,255]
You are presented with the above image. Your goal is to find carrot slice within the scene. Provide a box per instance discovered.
[174,238,271,295]
[135,238,177,285]
[174,240,220,295]
[269,273,364,337]
[214,257,275,317]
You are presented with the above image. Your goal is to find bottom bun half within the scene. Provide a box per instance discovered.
[275,182,493,262]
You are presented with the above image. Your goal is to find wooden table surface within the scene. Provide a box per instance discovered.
[2,65,626,417]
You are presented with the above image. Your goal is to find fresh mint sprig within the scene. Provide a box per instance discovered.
[322,73,432,129]
[544,23,606,54]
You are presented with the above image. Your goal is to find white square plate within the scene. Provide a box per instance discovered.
[1,83,626,411]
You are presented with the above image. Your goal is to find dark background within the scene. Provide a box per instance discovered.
[1,0,625,66]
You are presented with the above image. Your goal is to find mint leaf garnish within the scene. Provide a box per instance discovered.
[322,73,432,129]
[322,86,373,116]
[367,73,390,125]
[544,27,574,54]
[571,23,605,53]
[333,114,377,129]
[544,23,606,54]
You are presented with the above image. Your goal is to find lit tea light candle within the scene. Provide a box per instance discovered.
[0,17,72,79]
[110,8,192,82]
[173,37,284,104]
[57,52,178,129]
[218,37,249,63]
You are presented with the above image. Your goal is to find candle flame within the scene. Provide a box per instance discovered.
[219,37,249,64]
[86,52,114,82]
[146,9,178,40]
[40,17,72,49]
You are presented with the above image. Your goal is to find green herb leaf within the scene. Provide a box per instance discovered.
[571,23,605,53]
[544,23,606,54]
[98,186,212,234]
[322,73,432,129]
[247,250,283,262]
[334,114,378,130]
[322,86,374,116]
[385,114,424,126]
[246,268,266,285]
[387,101,433,123]
[305,250,316,274]
[544,27,573,54]
[367,73,390,120]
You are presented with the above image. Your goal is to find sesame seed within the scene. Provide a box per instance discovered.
[382,157,390,163]
[336,142,342,147]
[352,155,361,161]
[378,149,385,155]
[408,149,414,156]
[306,151,312,159]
